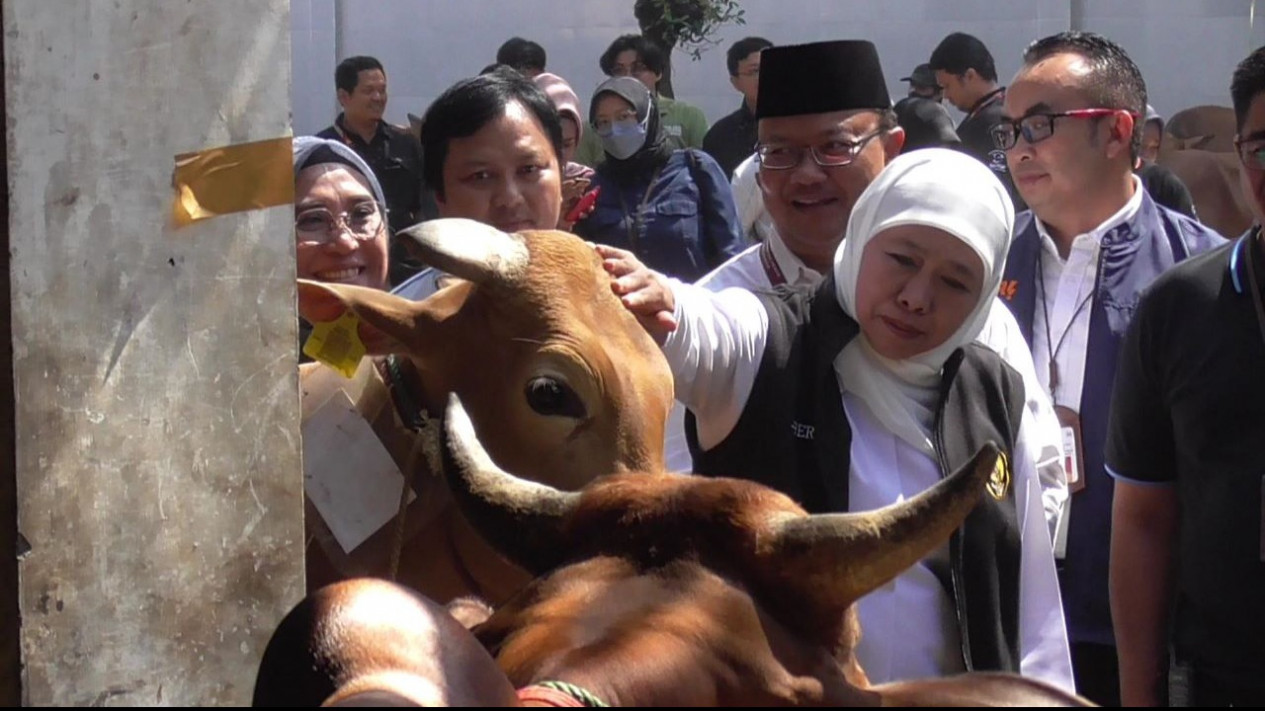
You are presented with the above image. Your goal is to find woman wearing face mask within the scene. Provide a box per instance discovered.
[573,77,745,282]
[602,149,1074,691]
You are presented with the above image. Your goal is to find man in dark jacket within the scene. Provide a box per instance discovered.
[930,33,1024,210]
[703,37,773,178]
[995,31,1224,706]
[317,56,435,286]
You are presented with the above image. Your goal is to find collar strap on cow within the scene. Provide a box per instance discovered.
[380,354,444,581]
[517,681,609,707]
[383,355,429,432]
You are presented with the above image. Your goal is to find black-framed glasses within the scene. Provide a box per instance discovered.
[1236,137,1265,169]
[295,201,387,246]
[755,130,884,170]
[990,108,1136,150]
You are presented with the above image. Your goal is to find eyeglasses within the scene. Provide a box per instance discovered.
[295,201,386,246]
[991,108,1137,150]
[1236,137,1265,169]
[755,130,884,170]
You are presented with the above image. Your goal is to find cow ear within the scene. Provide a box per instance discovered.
[396,218,529,286]
[296,280,421,355]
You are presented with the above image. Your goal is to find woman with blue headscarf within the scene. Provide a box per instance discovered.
[573,77,745,282]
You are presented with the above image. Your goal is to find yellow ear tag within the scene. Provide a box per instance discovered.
[303,310,367,379]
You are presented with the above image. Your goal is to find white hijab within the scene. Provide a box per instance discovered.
[833,148,1015,456]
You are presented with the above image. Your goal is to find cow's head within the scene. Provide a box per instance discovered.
[439,394,1001,706]
[297,219,673,490]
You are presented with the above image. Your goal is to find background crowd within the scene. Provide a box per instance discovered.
[289,25,1265,708]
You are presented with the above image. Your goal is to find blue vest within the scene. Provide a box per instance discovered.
[1000,192,1224,645]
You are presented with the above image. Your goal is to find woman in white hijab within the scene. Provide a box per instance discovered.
[604,148,1074,691]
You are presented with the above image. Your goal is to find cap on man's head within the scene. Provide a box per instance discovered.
[756,40,891,119]
[901,63,938,89]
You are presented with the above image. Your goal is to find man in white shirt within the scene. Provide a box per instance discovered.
[663,37,1067,539]
[993,31,1224,706]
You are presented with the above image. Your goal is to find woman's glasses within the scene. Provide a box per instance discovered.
[295,201,386,246]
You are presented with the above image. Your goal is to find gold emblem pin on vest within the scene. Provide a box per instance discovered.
[987,452,1011,501]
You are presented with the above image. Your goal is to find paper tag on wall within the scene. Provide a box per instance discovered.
[303,389,412,553]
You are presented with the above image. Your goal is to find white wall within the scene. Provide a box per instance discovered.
[291,0,1264,137]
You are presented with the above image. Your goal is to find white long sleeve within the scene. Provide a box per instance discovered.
[977,299,1068,539]
[661,280,769,452]
[1013,406,1076,691]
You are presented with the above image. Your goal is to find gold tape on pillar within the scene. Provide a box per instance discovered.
[172,136,294,227]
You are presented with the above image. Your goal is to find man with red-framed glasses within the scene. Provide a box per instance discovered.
[1109,45,1265,708]
[993,31,1225,706]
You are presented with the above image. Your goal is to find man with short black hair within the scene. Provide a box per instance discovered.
[703,36,773,177]
[495,37,547,78]
[575,34,708,166]
[1109,44,1265,708]
[317,56,433,286]
[929,32,1023,208]
[995,31,1225,706]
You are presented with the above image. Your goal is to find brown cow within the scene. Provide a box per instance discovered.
[1165,105,1237,153]
[1157,143,1253,238]
[297,219,674,606]
[1154,105,1254,238]
[254,395,1088,707]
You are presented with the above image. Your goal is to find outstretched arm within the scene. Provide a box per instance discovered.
[597,244,768,451]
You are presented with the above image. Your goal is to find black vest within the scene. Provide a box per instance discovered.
[686,276,1024,673]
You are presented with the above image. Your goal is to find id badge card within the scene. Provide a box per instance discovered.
[1055,405,1086,494]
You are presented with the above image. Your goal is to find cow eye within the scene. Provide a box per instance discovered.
[525,376,586,419]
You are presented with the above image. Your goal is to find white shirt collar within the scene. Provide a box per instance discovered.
[1035,174,1144,258]
[766,230,824,286]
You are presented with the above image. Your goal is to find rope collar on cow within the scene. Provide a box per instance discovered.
[517,681,609,707]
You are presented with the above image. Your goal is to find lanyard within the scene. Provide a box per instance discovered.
[615,166,664,252]
[1036,249,1096,396]
[758,241,787,286]
[965,87,1005,123]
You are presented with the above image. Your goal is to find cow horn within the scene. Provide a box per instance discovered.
[441,393,578,576]
[397,218,529,285]
[761,443,1000,613]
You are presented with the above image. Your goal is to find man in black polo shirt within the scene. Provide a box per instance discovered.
[317,56,434,286]
[1108,44,1265,707]
[929,33,1024,210]
[702,36,772,178]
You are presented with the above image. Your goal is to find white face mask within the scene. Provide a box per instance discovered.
[598,115,649,160]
